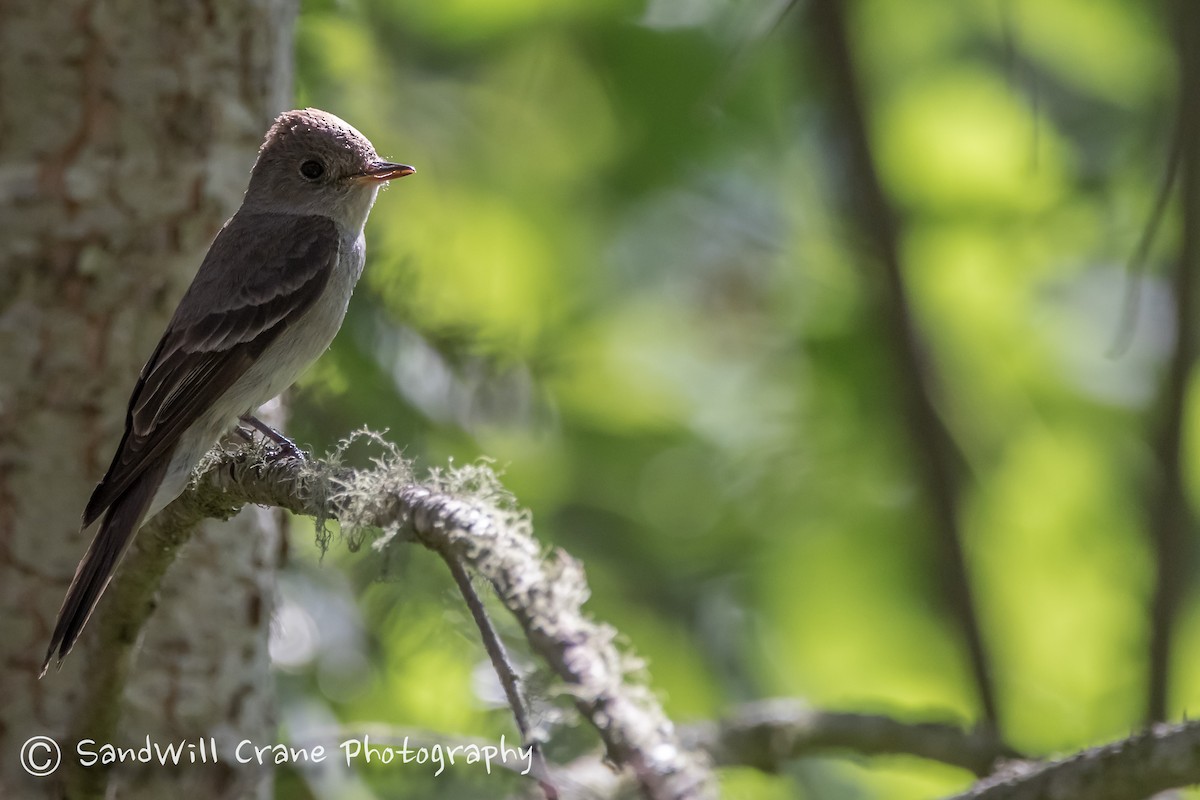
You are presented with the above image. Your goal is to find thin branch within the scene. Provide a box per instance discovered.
[541,703,1200,799]
[82,444,714,800]
[687,702,1200,800]
[804,0,1000,728]
[680,698,1017,777]
[948,720,1200,800]
[440,552,558,799]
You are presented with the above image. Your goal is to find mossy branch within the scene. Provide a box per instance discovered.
[68,438,1200,800]
[76,440,713,800]
[946,720,1200,800]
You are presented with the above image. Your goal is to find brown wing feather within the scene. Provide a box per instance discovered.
[82,213,339,527]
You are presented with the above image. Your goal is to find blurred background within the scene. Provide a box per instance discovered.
[266,0,1181,797]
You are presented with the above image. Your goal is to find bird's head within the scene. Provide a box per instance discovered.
[243,108,414,229]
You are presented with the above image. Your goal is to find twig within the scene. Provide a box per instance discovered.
[681,698,1017,777]
[685,702,1200,799]
[543,703,1200,799]
[947,720,1200,800]
[439,552,558,799]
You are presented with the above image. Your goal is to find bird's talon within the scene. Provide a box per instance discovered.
[269,441,305,461]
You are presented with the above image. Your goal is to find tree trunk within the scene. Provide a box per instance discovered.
[0,1,295,798]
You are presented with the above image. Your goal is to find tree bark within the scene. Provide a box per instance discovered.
[0,1,295,798]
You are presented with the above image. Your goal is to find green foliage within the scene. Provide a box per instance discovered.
[280,0,1180,796]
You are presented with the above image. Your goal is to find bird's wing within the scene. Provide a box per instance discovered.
[82,212,341,527]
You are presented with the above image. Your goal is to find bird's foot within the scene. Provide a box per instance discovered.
[239,415,306,461]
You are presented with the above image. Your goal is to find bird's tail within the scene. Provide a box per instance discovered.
[40,454,172,677]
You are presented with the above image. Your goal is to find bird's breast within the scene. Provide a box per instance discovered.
[228,232,366,414]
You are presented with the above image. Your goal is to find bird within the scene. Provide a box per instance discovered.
[41,108,413,676]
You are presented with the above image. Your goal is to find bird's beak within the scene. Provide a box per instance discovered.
[353,161,416,183]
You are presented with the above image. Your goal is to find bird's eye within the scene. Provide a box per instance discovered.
[299,160,324,180]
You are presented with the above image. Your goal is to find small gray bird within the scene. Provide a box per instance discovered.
[41,108,413,675]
